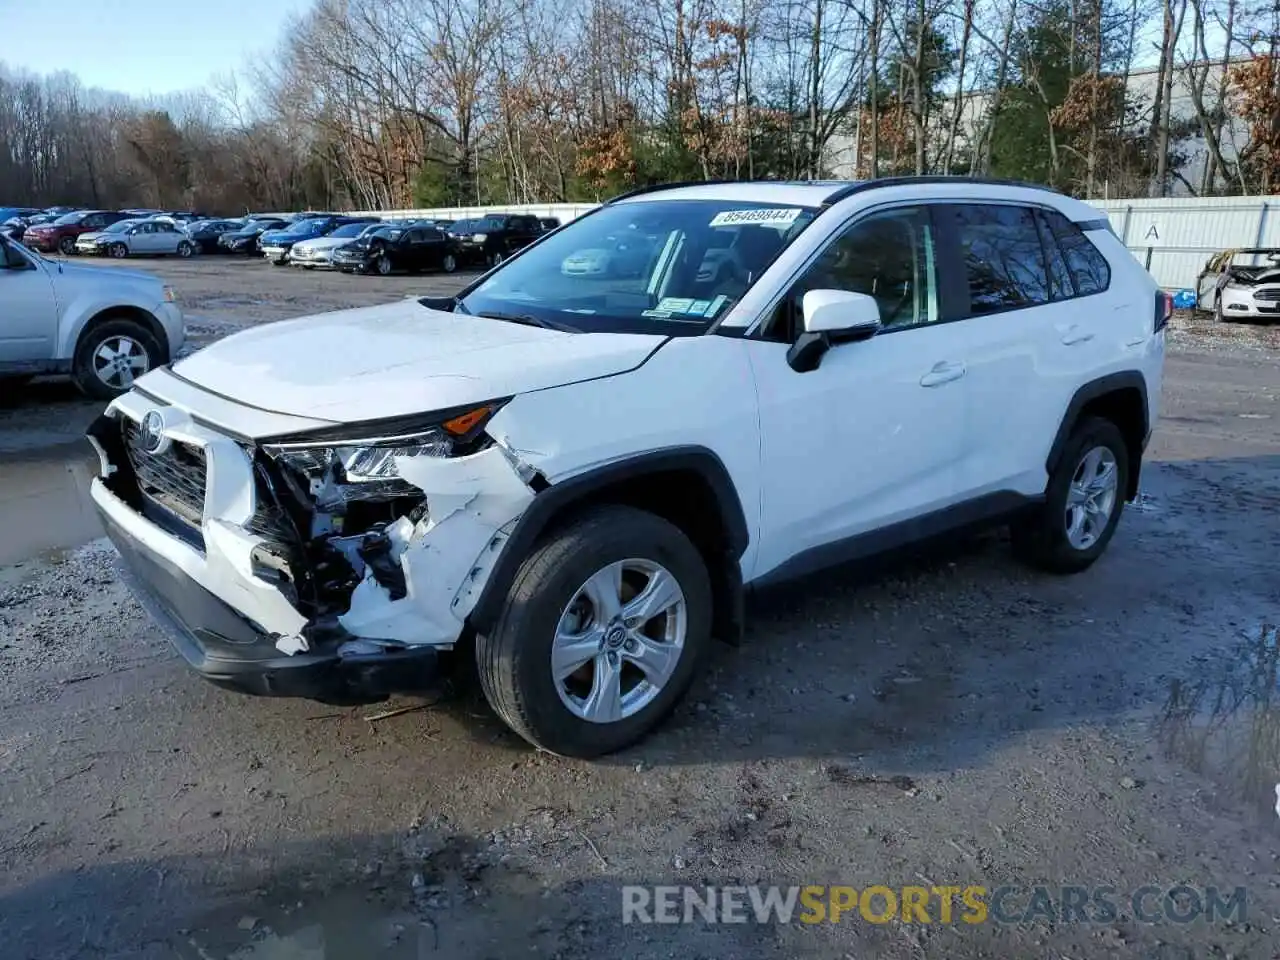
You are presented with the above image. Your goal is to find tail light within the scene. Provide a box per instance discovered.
[1154,290,1173,332]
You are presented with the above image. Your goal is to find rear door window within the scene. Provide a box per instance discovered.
[946,204,1050,315]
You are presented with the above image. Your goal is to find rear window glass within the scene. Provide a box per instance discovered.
[1042,209,1111,296]
[948,204,1050,314]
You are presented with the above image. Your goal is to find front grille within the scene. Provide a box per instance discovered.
[1253,288,1280,302]
[122,419,207,530]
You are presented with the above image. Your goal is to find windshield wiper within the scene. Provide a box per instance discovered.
[475,310,578,333]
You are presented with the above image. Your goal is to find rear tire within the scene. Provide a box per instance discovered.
[476,506,713,758]
[442,254,457,273]
[1011,417,1129,574]
[71,318,162,400]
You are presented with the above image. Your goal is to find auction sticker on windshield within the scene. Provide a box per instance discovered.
[708,208,803,227]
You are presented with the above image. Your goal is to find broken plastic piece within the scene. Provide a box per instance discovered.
[359,526,408,600]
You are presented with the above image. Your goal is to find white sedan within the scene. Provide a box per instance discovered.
[290,222,386,268]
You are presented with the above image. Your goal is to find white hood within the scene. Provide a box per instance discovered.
[168,299,664,422]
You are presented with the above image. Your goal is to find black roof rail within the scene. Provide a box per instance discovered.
[820,175,1065,207]
[605,174,1066,208]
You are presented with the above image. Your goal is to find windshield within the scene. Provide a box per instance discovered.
[369,226,404,242]
[329,222,374,239]
[102,220,136,234]
[457,199,818,334]
[53,212,88,226]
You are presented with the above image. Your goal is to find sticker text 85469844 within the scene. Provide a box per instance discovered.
[708,208,804,228]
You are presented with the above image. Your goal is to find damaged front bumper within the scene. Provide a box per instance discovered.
[88,385,536,701]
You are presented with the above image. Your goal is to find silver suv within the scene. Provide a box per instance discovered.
[0,235,185,398]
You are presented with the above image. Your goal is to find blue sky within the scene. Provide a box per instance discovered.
[0,0,312,96]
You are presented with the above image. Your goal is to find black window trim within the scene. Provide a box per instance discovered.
[932,198,1113,323]
[743,196,1117,342]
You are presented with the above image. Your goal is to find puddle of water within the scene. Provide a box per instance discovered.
[0,453,102,566]
[1157,622,1280,819]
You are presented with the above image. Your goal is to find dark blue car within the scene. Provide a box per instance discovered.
[258,215,378,265]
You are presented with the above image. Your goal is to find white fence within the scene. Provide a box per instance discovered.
[347,202,599,224]
[1093,195,1280,290]
[352,193,1280,291]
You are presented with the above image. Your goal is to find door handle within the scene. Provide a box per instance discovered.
[919,361,966,387]
[1060,325,1095,345]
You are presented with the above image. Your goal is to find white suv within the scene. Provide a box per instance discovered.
[0,235,185,398]
[87,178,1165,757]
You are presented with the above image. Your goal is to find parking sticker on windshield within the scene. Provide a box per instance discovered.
[708,208,803,228]
[642,296,730,320]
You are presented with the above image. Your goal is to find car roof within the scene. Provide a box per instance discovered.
[611,176,1104,222]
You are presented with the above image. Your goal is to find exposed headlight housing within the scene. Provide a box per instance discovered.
[261,403,503,506]
[472,233,488,242]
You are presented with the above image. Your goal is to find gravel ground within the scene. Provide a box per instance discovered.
[2,256,1280,959]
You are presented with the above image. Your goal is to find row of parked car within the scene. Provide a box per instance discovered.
[0,205,562,276]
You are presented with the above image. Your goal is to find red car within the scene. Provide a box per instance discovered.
[22,210,133,255]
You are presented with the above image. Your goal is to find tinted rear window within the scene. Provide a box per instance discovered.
[948,204,1050,314]
[1042,209,1111,295]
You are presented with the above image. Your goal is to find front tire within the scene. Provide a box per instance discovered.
[176,240,193,258]
[58,236,76,256]
[476,506,713,758]
[109,243,128,259]
[71,318,162,400]
[1011,417,1130,573]
[376,254,392,276]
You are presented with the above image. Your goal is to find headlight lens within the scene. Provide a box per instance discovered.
[472,233,488,242]
[262,404,499,502]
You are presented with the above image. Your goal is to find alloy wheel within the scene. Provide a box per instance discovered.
[92,335,150,391]
[58,236,75,255]
[551,559,687,724]
[110,244,127,259]
[1064,445,1119,550]
[377,255,391,275]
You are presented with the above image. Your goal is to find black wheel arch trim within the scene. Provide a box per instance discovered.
[1045,370,1149,494]
[467,445,750,637]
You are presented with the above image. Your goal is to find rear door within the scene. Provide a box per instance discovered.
[933,202,1116,500]
[415,227,447,269]
[153,221,181,253]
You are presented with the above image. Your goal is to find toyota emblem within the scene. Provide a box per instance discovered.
[139,411,165,454]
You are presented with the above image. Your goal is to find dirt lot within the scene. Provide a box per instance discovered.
[2,255,1280,960]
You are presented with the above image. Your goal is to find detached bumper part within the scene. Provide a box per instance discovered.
[100,507,439,701]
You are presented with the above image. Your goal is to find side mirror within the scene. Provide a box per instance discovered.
[786,289,882,373]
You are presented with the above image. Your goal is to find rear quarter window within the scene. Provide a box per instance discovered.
[1042,209,1111,295]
